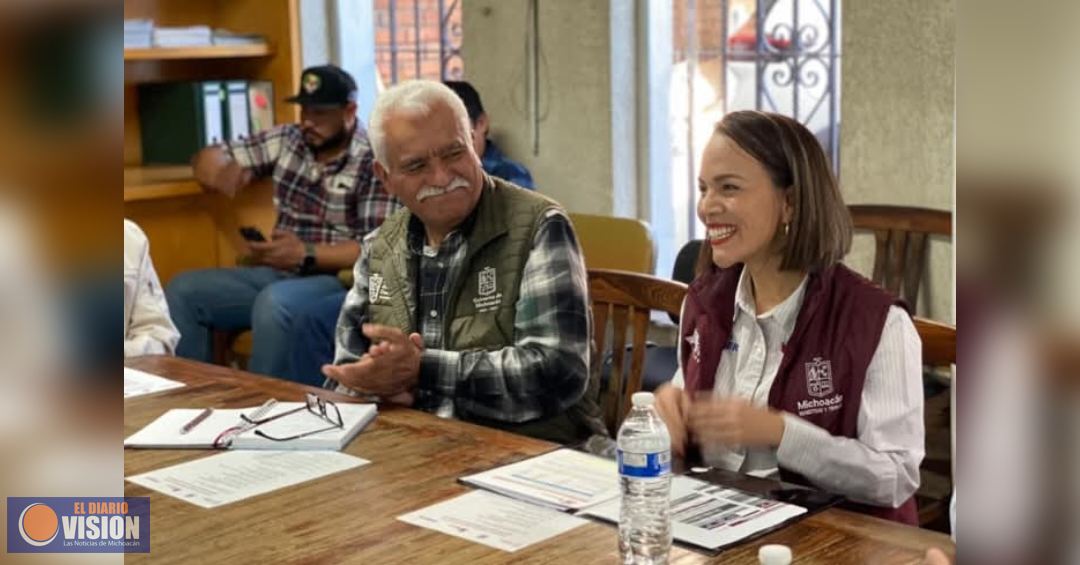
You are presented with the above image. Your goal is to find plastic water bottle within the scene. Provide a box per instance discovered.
[617,391,672,564]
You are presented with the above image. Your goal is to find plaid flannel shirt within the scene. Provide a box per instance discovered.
[328,209,591,424]
[227,123,399,244]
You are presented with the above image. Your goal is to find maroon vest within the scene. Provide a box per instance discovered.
[680,263,919,525]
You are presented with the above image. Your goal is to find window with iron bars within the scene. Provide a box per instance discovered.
[374,0,464,85]
[671,0,841,241]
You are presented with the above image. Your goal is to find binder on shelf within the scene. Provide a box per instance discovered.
[225,81,251,141]
[138,80,276,164]
[138,81,227,164]
[201,82,225,145]
[247,80,275,134]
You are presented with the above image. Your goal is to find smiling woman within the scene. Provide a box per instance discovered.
[695,110,852,278]
[654,110,925,526]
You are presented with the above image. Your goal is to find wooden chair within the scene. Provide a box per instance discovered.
[569,213,655,274]
[588,268,687,435]
[912,316,956,530]
[848,205,952,308]
[914,316,956,368]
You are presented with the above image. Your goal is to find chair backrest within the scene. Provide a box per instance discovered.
[848,205,952,307]
[914,316,956,367]
[911,315,956,528]
[672,239,703,285]
[588,268,687,435]
[569,213,655,274]
[668,239,703,324]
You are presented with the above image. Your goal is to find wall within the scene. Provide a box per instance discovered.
[299,0,379,124]
[462,0,634,216]
[840,0,955,321]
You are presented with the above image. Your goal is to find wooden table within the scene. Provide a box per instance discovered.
[124,357,955,564]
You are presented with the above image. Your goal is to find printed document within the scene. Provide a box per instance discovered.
[127,450,368,508]
[579,475,807,550]
[124,367,185,399]
[398,490,588,552]
[460,448,619,511]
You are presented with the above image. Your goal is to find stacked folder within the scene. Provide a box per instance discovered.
[124,19,153,49]
[152,25,212,48]
[138,81,275,164]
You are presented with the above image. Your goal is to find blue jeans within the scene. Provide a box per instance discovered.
[288,291,347,387]
[165,267,343,381]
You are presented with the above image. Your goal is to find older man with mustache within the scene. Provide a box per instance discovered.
[321,80,601,443]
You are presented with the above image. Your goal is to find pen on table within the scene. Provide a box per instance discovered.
[180,408,213,435]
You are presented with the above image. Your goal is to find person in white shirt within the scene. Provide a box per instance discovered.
[654,111,924,524]
[124,220,179,356]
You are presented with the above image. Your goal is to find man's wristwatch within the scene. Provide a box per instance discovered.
[299,242,317,275]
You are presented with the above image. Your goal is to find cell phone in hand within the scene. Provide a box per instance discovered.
[239,226,267,242]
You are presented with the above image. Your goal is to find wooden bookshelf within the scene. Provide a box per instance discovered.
[124,43,273,61]
[124,0,300,283]
[124,166,202,202]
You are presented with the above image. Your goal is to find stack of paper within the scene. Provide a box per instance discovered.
[398,490,588,553]
[459,448,620,511]
[128,450,369,508]
[123,367,185,399]
[124,19,153,49]
[399,449,618,552]
[578,475,808,551]
[449,448,811,553]
[212,29,265,46]
[153,25,212,48]
[124,401,377,451]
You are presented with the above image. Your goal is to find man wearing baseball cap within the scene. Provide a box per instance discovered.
[167,65,399,384]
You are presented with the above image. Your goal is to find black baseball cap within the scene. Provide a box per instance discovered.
[285,65,357,107]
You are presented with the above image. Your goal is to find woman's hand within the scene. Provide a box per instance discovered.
[686,395,786,448]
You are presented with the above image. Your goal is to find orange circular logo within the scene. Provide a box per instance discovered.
[19,503,59,546]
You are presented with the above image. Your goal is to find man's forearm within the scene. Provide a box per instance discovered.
[418,341,589,422]
[192,146,252,196]
[313,240,362,272]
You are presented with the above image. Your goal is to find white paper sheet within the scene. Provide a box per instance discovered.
[126,450,368,508]
[579,475,807,550]
[398,490,588,552]
[460,448,620,511]
[124,367,185,399]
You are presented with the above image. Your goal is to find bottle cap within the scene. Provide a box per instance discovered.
[631,392,655,407]
[758,544,792,565]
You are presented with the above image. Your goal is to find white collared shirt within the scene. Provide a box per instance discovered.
[671,268,924,508]
[124,220,179,357]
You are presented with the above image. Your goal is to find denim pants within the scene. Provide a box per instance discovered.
[165,266,343,381]
[288,290,348,387]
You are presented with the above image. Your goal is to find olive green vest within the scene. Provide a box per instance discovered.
[366,176,605,443]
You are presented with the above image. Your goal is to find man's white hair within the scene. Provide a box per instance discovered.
[368,80,471,167]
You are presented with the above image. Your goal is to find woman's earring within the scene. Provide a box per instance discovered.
[784,223,791,236]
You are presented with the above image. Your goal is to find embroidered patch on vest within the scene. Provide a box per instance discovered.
[369,273,386,303]
[685,329,702,363]
[805,357,835,397]
[472,266,503,313]
[478,266,496,296]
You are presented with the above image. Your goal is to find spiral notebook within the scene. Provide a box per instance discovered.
[124,401,376,451]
